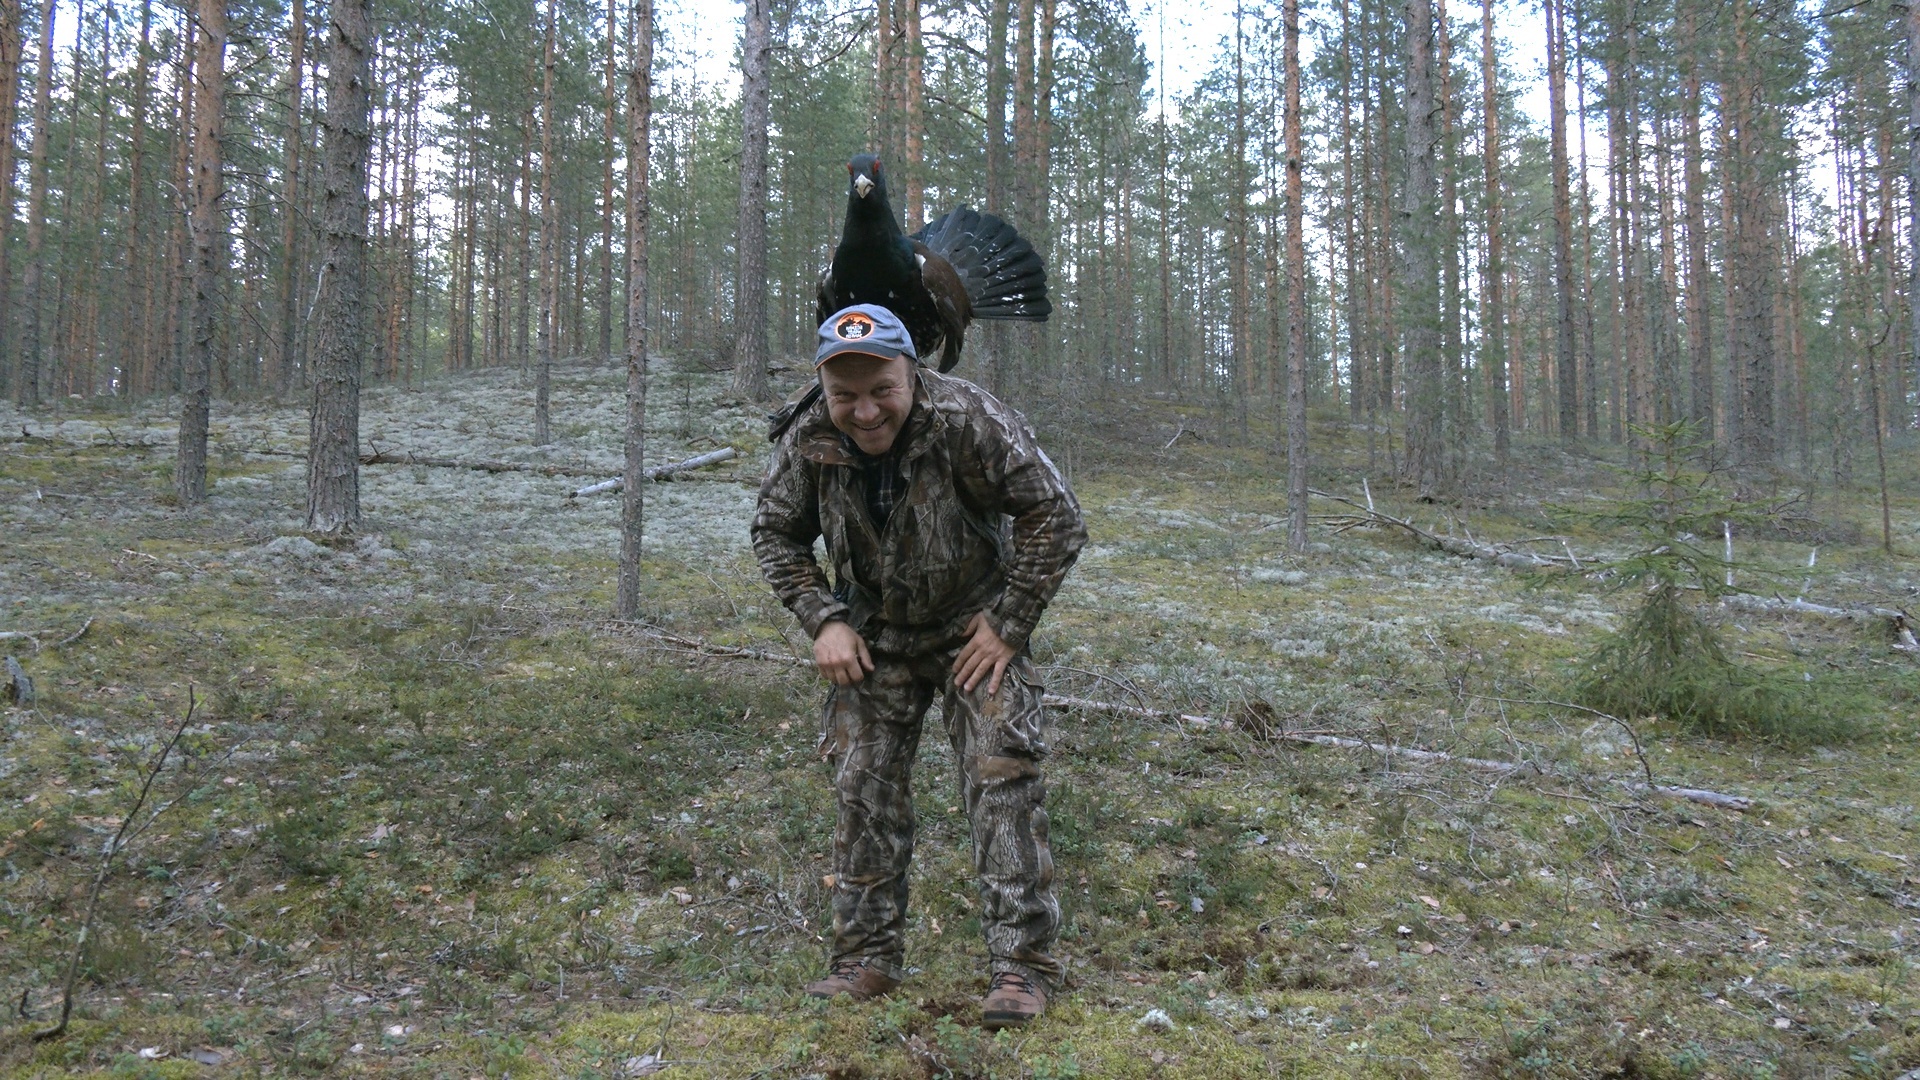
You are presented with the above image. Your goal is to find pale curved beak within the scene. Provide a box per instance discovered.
[853,174,874,199]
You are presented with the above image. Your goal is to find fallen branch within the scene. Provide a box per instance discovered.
[244,445,617,478]
[567,448,740,498]
[616,625,1756,813]
[1719,593,1907,624]
[1308,489,1584,569]
[1047,693,1754,811]
[0,618,93,652]
[34,688,197,1042]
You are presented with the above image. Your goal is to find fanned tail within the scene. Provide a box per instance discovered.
[912,206,1051,321]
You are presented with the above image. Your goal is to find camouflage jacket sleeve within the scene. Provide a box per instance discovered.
[958,397,1088,652]
[752,436,851,640]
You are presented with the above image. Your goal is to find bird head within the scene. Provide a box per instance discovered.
[847,154,884,201]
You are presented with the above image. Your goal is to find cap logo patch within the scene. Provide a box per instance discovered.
[835,312,875,340]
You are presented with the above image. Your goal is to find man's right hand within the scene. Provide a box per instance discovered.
[813,621,874,686]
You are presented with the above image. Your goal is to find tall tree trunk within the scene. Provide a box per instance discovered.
[902,0,923,226]
[1480,0,1507,461]
[1437,0,1462,449]
[16,0,53,405]
[599,0,615,364]
[728,0,770,401]
[1230,0,1250,428]
[1727,0,1774,468]
[534,0,555,444]
[1908,0,1920,420]
[1341,0,1360,421]
[1401,0,1444,497]
[0,0,23,387]
[1284,0,1309,551]
[177,0,226,504]
[985,0,1008,213]
[305,0,372,534]
[275,0,303,394]
[1546,0,1577,441]
[1681,1,1711,435]
[121,0,153,396]
[616,0,654,620]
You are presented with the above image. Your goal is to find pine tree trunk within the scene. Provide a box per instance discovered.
[1230,1,1250,428]
[616,0,654,621]
[1908,0,1920,420]
[1681,2,1712,435]
[1400,0,1443,497]
[1480,0,1507,460]
[902,0,923,227]
[599,0,615,364]
[534,0,555,444]
[1284,0,1310,550]
[305,0,371,534]
[16,0,54,405]
[1727,0,1774,468]
[0,0,22,389]
[1546,0,1577,441]
[271,0,302,393]
[176,0,226,504]
[985,0,1009,213]
[1437,0,1462,447]
[728,0,770,402]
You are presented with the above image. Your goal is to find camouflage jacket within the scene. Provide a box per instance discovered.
[752,369,1086,657]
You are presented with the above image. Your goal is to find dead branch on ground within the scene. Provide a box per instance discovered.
[567,448,741,498]
[33,688,198,1042]
[605,624,1755,812]
[1308,489,1585,569]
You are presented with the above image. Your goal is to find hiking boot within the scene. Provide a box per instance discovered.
[803,957,900,1001]
[981,970,1048,1029]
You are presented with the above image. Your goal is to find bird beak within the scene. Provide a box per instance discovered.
[853,174,874,199]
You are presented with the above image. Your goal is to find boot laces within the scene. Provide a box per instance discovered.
[827,957,868,980]
[989,970,1037,994]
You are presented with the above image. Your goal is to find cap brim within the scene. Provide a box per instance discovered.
[814,340,915,368]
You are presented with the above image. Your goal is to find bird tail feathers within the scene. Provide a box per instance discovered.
[912,206,1052,321]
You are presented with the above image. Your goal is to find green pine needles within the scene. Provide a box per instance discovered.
[1567,422,1856,744]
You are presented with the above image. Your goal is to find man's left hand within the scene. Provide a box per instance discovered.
[953,611,1016,697]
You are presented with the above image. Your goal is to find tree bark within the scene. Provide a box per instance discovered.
[1727,0,1774,468]
[1400,0,1444,497]
[1681,2,1712,436]
[902,0,923,227]
[1909,0,1920,420]
[600,0,616,364]
[728,0,770,402]
[271,0,303,395]
[1545,0,1577,441]
[15,0,53,405]
[177,0,226,504]
[305,0,372,534]
[616,0,654,621]
[1480,0,1507,461]
[985,0,1009,213]
[0,0,22,388]
[1283,0,1309,552]
[534,0,556,444]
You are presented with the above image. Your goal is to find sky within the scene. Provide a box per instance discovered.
[659,0,1559,129]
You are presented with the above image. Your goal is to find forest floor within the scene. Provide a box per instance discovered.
[1,356,1917,1079]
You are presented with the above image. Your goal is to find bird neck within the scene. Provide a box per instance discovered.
[841,190,908,252]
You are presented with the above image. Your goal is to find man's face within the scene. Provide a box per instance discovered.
[820,353,913,456]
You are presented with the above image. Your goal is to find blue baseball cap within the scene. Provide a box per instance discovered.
[815,304,916,368]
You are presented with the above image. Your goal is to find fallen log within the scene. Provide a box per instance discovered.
[1308,489,1584,569]
[1046,693,1754,811]
[1719,592,1906,624]
[567,448,740,498]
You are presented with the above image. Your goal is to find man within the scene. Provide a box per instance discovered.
[752,304,1086,1029]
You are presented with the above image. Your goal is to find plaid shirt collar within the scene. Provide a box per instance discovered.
[844,416,913,528]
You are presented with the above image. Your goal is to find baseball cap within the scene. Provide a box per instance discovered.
[815,304,916,368]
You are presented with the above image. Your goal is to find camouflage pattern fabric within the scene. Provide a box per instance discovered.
[752,367,1085,990]
[819,648,1061,989]
[752,368,1086,657]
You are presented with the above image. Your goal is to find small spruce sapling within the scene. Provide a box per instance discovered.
[1567,421,1849,742]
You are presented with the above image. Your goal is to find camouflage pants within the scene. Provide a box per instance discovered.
[819,649,1061,989]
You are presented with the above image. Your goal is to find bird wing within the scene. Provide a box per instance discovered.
[913,241,971,373]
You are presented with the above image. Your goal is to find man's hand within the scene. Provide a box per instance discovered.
[813,621,874,686]
[953,611,1015,696]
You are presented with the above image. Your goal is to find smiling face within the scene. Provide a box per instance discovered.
[819,352,913,456]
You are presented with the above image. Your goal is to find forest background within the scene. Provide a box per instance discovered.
[3,0,1920,1075]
